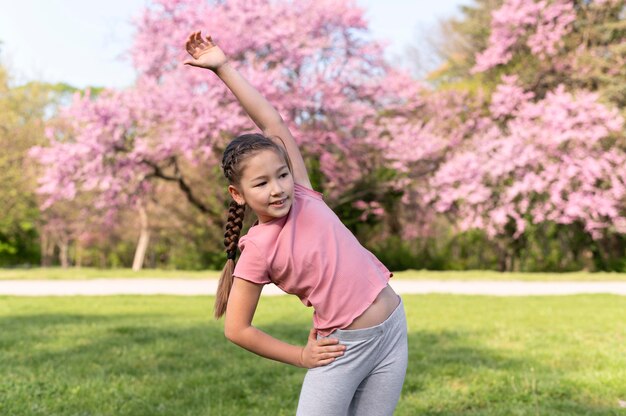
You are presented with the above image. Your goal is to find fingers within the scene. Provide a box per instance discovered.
[194,31,209,49]
[315,357,337,367]
[185,34,192,50]
[316,337,340,346]
[185,31,198,55]
[315,348,344,361]
[317,344,345,355]
[310,347,345,368]
[301,329,347,369]
[185,30,215,59]
[313,340,345,358]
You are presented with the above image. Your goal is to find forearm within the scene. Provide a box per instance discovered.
[213,62,311,187]
[214,63,284,134]
[226,325,304,367]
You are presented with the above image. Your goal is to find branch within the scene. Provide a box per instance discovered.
[141,158,223,224]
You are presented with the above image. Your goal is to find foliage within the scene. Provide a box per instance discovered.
[430,81,624,239]
[0,65,64,266]
[425,0,504,85]
[26,0,437,270]
[422,0,626,270]
[20,0,626,271]
[31,0,422,220]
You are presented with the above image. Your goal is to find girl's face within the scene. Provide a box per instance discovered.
[228,149,294,223]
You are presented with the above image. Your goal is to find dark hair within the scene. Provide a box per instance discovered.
[214,133,291,318]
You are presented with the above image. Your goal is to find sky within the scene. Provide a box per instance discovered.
[0,0,472,89]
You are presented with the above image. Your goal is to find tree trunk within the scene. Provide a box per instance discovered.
[59,239,69,268]
[132,203,150,271]
[40,231,53,267]
[99,251,107,268]
[75,242,83,268]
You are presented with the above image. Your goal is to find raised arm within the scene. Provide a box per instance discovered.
[184,31,311,189]
[224,278,345,368]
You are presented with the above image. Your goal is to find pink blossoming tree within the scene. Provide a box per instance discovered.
[428,0,626,270]
[30,0,430,264]
[30,0,626,271]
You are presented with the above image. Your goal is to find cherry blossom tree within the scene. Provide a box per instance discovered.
[28,0,449,272]
[427,0,626,270]
[31,0,424,228]
[430,78,624,237]
[30,0,626,271]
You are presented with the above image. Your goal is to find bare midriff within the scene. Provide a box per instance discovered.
[344,285,400,330]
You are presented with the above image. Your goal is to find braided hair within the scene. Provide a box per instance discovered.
[214,133,292,318]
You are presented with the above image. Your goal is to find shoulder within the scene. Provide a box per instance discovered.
[237,238,269,270]
[294,182,324,201]
[239,235,265,255]
[234,237,271,285]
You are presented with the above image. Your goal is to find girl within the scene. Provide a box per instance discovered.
[184,31,408,416]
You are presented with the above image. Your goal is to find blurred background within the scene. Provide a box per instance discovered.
[1,0,625,273]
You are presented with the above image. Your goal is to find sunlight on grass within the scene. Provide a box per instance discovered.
[1,267,624,281]
[1,295,625,415]
[0,267,219,280]
[391,269,626,281]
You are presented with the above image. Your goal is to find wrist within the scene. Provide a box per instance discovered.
[213,61,232,76]
[298,347,306,368]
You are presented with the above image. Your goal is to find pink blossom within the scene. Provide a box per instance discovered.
[429,78,625,239]
[473,0,576,72]
[33,0,422,217]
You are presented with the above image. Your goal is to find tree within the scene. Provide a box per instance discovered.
[0,64,75,265]
[31,0,426,256]
[426,0,626,270]
[419,0,504,86]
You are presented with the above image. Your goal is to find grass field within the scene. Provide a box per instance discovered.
[1,267,625,281]
[0,267,218,280]
[1,295,625,415]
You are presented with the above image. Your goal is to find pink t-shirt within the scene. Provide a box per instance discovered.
[233,183,392,336]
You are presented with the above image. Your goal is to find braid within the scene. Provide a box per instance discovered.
[215,201,246,319]
[214,132,289,319]
[224,200,245,257]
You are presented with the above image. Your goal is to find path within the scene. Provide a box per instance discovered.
[1,279,626,296]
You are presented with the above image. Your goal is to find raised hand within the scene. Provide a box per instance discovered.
[184,31,228,71]
[300,328,346,369]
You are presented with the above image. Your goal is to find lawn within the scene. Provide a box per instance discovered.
[1,267,626,281]
[0,267,218,280]
[1,295,625,415]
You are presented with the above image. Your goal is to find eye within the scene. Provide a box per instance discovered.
[280,171,289,178]
[254,181,267,187]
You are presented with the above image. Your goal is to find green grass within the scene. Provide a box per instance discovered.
[2,267,625,281]
[1,295,625,415]
[391,270,626,281]
[0,267,218,280]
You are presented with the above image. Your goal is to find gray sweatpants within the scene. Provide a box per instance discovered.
[296,298,408,416]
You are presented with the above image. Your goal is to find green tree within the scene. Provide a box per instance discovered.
[421,0,504,88]
[0,62,78,266]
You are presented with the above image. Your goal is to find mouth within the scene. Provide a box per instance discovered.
[269,198,287,207]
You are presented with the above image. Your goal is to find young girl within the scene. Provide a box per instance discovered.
[185,31,408,416]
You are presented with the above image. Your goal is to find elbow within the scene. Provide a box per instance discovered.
[224,326,236,343]
[224,324,242,345]
[263,115,287,134]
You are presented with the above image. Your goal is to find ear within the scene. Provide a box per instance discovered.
[228,185,245,206]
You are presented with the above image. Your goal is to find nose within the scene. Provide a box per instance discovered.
[270,180,284,196]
